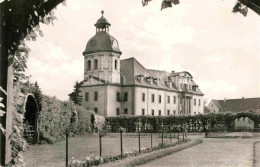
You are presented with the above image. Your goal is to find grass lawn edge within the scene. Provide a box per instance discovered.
[100,139,203,167]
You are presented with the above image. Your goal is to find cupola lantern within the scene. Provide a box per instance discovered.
[94,10,111,33]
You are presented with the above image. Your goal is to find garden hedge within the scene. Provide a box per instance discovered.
[105,111,260,133]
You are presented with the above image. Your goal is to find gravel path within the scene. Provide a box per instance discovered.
[140,138,259,167]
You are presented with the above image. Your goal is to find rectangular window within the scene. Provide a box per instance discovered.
[94,107,98,113]
[124,92,128,102]
[199,99,201,106]
[142,93,145,102]
[167,96,170,103]
[152,109,154,116]
[116,108,120,115]
[167,110,170,115]
[124,108,128,114]
[142,109,145,115]
[85,92,89,102]
[173,96,176,104]
[116,92,120,102]
[180,97,182,104]
[152,94,155,103]
[159,110,161,116]
[194,99,196,106]
[158,95,161,103]
[94,91,98,101]
[194,112,196,115]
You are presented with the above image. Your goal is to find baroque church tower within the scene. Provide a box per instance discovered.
[83,10,122,83]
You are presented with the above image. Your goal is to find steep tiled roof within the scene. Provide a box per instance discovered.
[212,100,222,109]
[120,57,203,95]
[213,98,260,112]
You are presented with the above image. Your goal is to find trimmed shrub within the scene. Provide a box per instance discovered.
[38,95,94,144]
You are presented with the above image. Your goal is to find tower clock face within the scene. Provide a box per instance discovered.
[90,40,96,47]
[112,40,118,47]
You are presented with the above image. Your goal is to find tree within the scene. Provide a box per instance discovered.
[31,81,43,112]
[69,81,83,106]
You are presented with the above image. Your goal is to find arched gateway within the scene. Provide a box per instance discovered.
[24,94,39,144]
[226,111,259,131]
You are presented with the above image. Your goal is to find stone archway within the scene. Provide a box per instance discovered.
[24,94,39,144]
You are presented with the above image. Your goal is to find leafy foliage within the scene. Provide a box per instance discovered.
[141,0,260,16]
[39,95,94,144]
[106,111,260,133]
[0,86,7,134]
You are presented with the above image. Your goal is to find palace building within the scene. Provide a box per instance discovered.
[80,11,204,116]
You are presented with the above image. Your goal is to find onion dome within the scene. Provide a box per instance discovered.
[83,10,122,55]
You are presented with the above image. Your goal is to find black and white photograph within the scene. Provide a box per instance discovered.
[0,0,260,166]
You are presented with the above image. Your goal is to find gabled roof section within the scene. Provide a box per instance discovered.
[213,98,260,112]
[81,75,106,86]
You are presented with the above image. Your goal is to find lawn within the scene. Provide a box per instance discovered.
[23,133,178,167]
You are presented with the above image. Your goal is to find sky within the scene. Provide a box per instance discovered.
[25,0,260,103]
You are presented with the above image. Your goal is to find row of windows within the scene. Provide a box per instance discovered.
[194,99,201,106]
[85,92,98,101]
[85,92,201,106]
[142,93,177,104]
[116,108,128,115]
[142,109,176,116]
[86,59,118,70]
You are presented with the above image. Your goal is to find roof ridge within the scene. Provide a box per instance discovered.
[217,97,260,101]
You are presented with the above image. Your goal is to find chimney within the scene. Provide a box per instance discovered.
[172,71,175,74]
[224,98,226,102]
[242,97,244,99]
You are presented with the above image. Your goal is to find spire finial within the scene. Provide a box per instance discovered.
[101,10,104,16]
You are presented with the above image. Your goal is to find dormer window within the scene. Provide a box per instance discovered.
[153,78,159,86]
[145,76,153,84]
[192,85,198,91]
[136,74,144,83]
[166,81,172,88]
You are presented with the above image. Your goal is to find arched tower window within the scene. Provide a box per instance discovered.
[94,59,98,69]
[115,59,118,70]
[87,60,91,70]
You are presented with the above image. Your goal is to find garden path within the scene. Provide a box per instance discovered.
[139,138,259,167]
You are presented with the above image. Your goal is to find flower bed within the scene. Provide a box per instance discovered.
[69,139,190,167]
